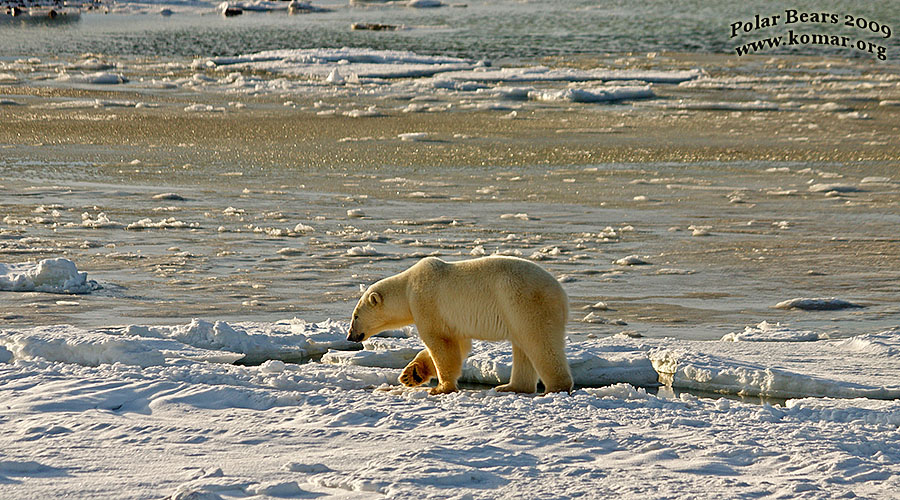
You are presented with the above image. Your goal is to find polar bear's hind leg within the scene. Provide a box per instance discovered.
[494,344,538,393]
[525,333,573,394]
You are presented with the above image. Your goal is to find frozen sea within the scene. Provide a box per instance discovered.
[2,0,900,499]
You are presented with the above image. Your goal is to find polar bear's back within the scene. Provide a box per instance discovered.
[411,256,568,342]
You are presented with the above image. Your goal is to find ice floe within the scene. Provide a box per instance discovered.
[721,321,822,342]
[441,66,701,84]
[398,132,428,141]
[0,258,99,294]
[613,255,650,266]
[173,47,704,107]
[56,72,128,85]
[81,212,122,228]
[216,0,330,13]
[650,345,900,400]
[774,297,863,311]
[195,47,482,79]
[346,244,379,256]
[36,99,140,109]
[808,183,863,193]
[528,85,654,103]
[125,217,200,230]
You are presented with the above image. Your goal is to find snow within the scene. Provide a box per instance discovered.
[124,318,360,364]
[0,258,99,294]
[649,327,900,399]
[1,317,900,498]
[1,325,167,368]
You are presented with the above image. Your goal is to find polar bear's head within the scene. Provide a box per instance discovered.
[347,280,412,342]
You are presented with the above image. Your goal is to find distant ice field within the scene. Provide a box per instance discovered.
[1,0,899,60]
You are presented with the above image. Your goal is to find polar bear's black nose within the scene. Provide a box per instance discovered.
[347,331,364,342]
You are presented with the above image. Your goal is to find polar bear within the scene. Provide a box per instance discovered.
[347,256,573,395]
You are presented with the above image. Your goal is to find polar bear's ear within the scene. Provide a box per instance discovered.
[368,291,382,307]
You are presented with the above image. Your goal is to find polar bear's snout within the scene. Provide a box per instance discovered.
[347,315,365,342]
[347,325,365,343]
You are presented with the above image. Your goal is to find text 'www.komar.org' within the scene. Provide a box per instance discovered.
[731,9,892,60]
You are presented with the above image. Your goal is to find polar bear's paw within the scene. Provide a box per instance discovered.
[399,359,434,387]
[428,381,459,395]
[494,383,535,394]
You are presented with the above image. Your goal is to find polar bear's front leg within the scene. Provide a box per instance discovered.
[419,335,471,395]
[399,349,436,387]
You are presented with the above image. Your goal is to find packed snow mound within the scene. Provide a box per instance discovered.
[0,318,414,369]
[322,336,657,388]
[322,337,421,369]
[463,340,658,387]
[0,258,99,294]
[837,328,900,357]
[0,345,12,364]
[195,47,483,79]
[125,318,360,364]
[3,318,899,401]
[785,397,900,426]
[650,329,900,400]
[1,325,166,368]
[721,321,822,342]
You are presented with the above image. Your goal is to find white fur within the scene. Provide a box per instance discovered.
[348,256,573,394]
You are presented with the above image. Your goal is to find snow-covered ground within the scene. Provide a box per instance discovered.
[2,315,899,499]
